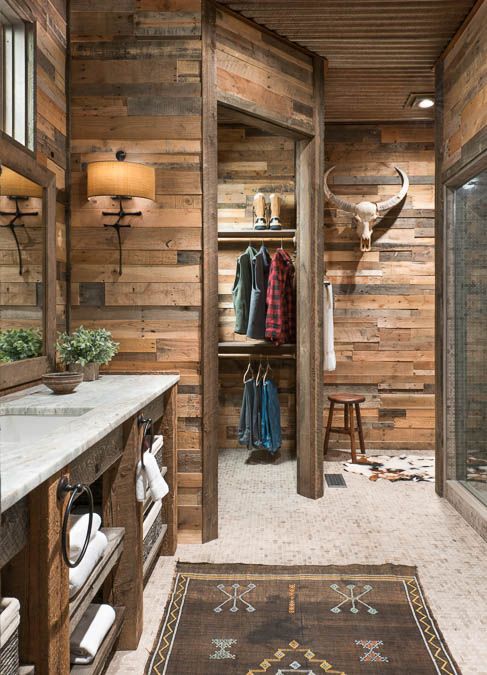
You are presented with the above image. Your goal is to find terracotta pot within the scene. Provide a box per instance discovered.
[68,362,100,381]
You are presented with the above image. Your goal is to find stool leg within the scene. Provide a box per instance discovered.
[324,401,334,456]
[344,403,349,431]
[349,403,357,463]
[355,403,366,455]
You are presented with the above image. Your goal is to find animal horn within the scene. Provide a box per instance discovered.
[376,167,409,212]
[324,166,356,213]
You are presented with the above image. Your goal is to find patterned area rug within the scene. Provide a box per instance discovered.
[146,563,460,674]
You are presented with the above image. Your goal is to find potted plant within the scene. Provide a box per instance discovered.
[0,328,42,363]
[56,326,119,381]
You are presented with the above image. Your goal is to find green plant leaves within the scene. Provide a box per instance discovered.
[56,326,119,366]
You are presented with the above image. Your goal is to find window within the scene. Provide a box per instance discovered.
[0,1,34,151]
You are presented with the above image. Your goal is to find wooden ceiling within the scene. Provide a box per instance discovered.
[217,0,478,122]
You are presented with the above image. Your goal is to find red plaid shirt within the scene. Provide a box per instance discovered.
[265,249,296,345]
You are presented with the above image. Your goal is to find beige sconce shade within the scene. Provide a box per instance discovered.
[0,167,43,197]
[87,161,155,200]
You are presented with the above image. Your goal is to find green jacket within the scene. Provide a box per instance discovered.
[232,245,257,334]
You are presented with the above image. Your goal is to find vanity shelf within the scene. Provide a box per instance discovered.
[69,528,125,634]
[70,607,125,675]
[143,524,168,582]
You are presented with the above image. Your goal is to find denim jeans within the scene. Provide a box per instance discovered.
[261,379,281,454]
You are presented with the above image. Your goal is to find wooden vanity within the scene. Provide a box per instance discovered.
[0,374,179,675]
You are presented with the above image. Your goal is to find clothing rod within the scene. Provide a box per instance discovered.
[218,353,295,359]
[218,237,296,243]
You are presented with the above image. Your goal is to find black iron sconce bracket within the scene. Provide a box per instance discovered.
[103,196,141,276]
[0,196,38,275]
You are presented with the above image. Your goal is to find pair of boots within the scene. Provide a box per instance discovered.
[253,192,282,230]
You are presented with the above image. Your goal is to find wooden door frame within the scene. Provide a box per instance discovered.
[201,1,325,542]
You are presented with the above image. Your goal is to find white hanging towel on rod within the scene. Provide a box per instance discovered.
[324,281,336,372]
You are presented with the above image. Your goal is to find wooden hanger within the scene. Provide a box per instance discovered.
[255,359,264,385]
[263,359,272,383]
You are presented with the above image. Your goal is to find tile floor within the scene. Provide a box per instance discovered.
[107,449,487,675]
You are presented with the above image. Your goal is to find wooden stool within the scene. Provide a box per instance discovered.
[324,393,366,463]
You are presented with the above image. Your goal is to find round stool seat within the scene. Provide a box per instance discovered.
[328,393,365,404]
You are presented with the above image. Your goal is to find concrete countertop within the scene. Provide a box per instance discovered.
[0,374,179,512]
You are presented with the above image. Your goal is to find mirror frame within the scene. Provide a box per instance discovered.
[0,135,56,391]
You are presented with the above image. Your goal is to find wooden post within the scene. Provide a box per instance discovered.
[295,54,325,500]
[161,386,178,555]
[102,416,143,650]
[201,0,219,543]
[2,472,70,675]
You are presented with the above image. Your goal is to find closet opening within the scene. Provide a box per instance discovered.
[217,110,297,467]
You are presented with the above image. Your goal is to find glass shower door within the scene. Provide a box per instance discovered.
[454,169,487,505]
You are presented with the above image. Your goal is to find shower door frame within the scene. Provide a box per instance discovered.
[440,147,487,540]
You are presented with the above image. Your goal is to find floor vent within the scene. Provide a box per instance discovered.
[325,473,347,488]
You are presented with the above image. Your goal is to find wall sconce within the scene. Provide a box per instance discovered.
[0,166,42,275]
[87,150,155,275]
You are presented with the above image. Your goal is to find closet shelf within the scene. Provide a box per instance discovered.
[143,523,168,581]
[69,528,125,635]
[218,341,296,356]
[70,607,125,675]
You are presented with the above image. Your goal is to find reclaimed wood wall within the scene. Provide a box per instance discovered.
[0,1,68,335]
[441,0,487,180]
[0,196,43,331]
[69,0,203,535]
[216,7,314,136]
[217,124,296,454]
[325,122,435,452]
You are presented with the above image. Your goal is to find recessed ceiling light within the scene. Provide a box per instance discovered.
[404,93,435,110]
[417,98,435,109]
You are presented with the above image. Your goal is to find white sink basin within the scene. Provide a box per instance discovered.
[0,414,83,445]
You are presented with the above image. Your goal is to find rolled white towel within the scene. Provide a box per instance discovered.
[70,604,116,665]
[69,531,108,598]
[69,513,102,558]
[135,451,169,503]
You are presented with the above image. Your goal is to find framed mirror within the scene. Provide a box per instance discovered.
[0,136,56,390]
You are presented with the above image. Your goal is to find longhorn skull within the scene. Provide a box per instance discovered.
[324,166,409,252]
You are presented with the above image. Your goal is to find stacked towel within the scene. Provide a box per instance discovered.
[69,513,102,558]
[136,451,169,503]
[70,604,116,665]
[69,531,108,598]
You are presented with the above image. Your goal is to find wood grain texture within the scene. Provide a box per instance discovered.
[201,0,219,543]
[1,472,70,675]
[102,417,143,650]
[70,0,203,534]
[325,122,435,452]
[218,0,476,122]
[216,6,315,136]
[441,0,487,179]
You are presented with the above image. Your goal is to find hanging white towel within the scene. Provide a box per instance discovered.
[136,451,169,503]
[70,604,116,665]
[69,530,108,598]
[324,282,336,371]
[69,513,102,558]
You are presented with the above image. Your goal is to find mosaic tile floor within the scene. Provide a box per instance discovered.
[107,449,487,675]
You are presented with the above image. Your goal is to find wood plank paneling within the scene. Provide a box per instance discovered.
[325,122,435,452]
[441,0,487,178]
[218,0,477,121]
[216,7,315,135]
[70,0,203,534]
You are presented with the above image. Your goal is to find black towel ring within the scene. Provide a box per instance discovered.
[57,476,94,569]
[138,414,154,468]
